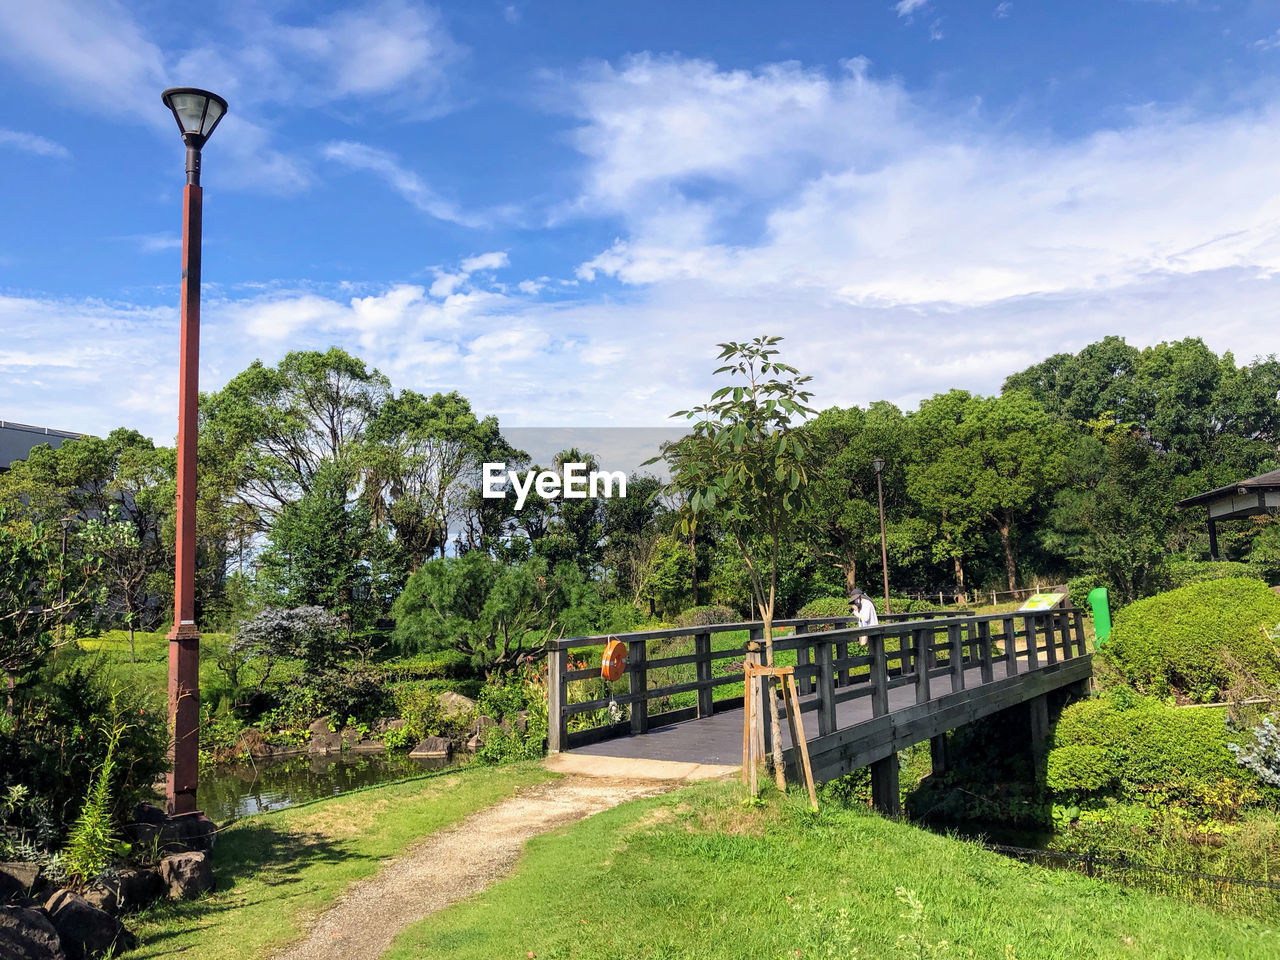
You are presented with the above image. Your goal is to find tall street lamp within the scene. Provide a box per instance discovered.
[871,457,890,616]
[161,87,227,816]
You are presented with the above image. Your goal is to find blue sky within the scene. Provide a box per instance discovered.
[2,0,1280,443]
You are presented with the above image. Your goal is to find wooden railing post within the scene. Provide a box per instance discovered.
[1003,616,1018,677]
[1044,612,1059,665]
[948,622,965,692]
[747,633,768,754]
[795,623,812,694]
[630,639,649,735]
[870,632,889,717]
[1025,615,1040,670]
[816,635,836,737]
[913,628,931,704]
[978,619,994,684]
[547,645,569,753]
[695,631,713,718]
[1072,608,1087,657]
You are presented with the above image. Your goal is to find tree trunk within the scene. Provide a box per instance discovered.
[843,557,858,601]
[762,599,786,792]
[128,623,136,663]
[998,515,1018,591]
[5,670,14,716]
[952,555,968,604]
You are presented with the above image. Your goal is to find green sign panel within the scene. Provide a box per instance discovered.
[1018,591,1067,612]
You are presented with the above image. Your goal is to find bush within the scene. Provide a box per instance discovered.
[674,605,740,628]
[0,662,167,842]
[1102,578,1280,700]
[1068,575,1110,613]
[797,596,852,621]
[1167,560,1253,589]
[1046,693,1257,809]
[390,685,447,744]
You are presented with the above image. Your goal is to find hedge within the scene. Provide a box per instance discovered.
[1101,577,1280,700]
[674,605,740,628]
[1046,693,1254,806]
[1167,560,1254,589]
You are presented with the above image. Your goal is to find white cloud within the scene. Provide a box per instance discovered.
[994,2,1013,18]
[126,233,182,254]
[895,0,928,18]
[0,128,70,158]
[323,141,492,226]
[1256,30,1280,52]
[460,251,510,273]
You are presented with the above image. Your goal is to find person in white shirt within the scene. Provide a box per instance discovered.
[850,589,879,626]
[849,589,879,645]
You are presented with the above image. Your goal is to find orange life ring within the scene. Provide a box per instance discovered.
[601,638,628,682]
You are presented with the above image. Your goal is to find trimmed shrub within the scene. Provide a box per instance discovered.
[797,596,852,620]
[674,605,740,628]
[1167,560,1253,589]
[1067,575,1111,613]
[1101,577,1280,700]
[1046,694,1255,808]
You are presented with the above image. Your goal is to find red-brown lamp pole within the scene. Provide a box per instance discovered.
[161,87,227,816]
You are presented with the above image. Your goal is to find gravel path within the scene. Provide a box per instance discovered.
[272,775,669,960]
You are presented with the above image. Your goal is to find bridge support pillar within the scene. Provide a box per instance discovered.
[929,734,949,776]
[1028,693,1050,768]
[870,755,900,816]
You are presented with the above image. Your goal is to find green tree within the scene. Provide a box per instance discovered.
[79,514,147,661]
[392,552,563,677]
[0,514,102,711]
[654,336,815,788]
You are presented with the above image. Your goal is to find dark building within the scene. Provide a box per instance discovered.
[0,419,82,471]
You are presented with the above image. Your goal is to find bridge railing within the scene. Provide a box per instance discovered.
[547,607,1088,752]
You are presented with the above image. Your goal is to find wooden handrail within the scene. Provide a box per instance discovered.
[548,608,1088,752]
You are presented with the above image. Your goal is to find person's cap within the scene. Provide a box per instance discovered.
[848,590,865,603]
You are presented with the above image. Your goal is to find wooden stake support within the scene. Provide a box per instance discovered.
[742,662,819,810]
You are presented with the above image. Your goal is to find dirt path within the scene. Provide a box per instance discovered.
[272,775,670,960]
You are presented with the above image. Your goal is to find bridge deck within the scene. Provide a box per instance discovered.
[570,657,1074,768]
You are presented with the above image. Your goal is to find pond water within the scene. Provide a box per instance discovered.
[197,751,469,822]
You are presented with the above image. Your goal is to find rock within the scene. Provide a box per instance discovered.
[472,715,498,737]
[126,808,216,855]
[308,718,341,756]
[513,710,530,734]
[409,736,453,759]
[351,739,386,754]
[0,862,40,903]
[0,904,66,960]
[115,867,163,912]
[160,812,217,854]
[44,890,136,960]
[375,717,406,735]
[437,691,476,717]
[158,852,214,900]
[80,881,117,916]
[465,734,482,753]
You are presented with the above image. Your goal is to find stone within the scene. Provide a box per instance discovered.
[409,736,453,759]
[0,862,40,902]
[44,890,136,960]
[159,852,214,901]
[437,691,476,717]
[0,905,66,960]
[131,803,166,826]
[472,715,498,737]
[465,734,482,753]
[115,867,164,912]
[308,718,341,756]
[351,739,386,754]
[513,710,530,734]
[376,717,406,735]
[159,812,217,854]
[80,881,117,916]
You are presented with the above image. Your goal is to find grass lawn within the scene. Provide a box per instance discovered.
[70,629,238,708]
[122,763,555,960]
[386,780,1279,960]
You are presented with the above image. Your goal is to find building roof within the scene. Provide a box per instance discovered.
[0,419,82,471]
[1179,468,1280,519]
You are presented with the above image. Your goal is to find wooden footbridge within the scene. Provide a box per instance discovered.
[546,609,1092,812]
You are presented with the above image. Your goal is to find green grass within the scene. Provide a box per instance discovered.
[386,781,1280,960]
[122,763,555,960]
[69,629,237,707]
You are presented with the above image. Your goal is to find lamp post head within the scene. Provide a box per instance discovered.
[161,87,228,149]
[871,457,886,475]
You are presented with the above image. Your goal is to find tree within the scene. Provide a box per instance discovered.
[201,347,390,523]
[391,552,564,677]
[232,606,345,678]
[800,403,910,600]
[654,336,815,789]
[79,515,147,661]
[364,390,502,569]
[255,462,372,627]
[0,514,102,711]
